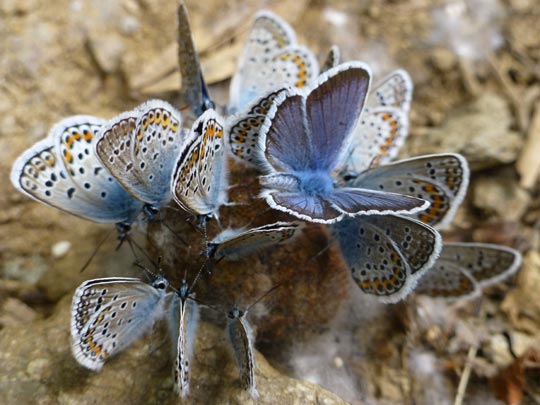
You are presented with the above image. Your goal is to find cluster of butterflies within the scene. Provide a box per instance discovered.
[10,9,523,399]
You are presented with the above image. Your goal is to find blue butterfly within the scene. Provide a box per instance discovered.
[257,62,429,224]
[10,115,143,237]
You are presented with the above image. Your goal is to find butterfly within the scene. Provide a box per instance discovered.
[70,275,172,371]
[169,279,200,398]
[415,243,522,299]
[228,10,319,114]
[71,273,200,398]
[227,304,258,398]
[10,115,143,236]
[206,221,305,261]
[257,62,430,224]
[95,99,184,218]
[340,69,413,173]
[171,109,228,221]
[344,153,470,229]
[331,214,442,303]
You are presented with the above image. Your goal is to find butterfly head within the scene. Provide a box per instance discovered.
[228,304,243,319]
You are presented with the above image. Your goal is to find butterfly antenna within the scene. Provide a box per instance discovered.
[245,283,283,314]
[125,236,158,269]
[79,227,116,273]
[187,256,209,296]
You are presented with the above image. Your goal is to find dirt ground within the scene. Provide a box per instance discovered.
[1,0,539,404]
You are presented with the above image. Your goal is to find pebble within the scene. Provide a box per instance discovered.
[51,241,71,259]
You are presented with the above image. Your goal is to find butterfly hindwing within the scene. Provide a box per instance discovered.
[332,215,442,303]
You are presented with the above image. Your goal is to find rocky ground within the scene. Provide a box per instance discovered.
[1,0,540,404]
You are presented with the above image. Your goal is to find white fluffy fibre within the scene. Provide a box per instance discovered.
[408,349,454,405]
[431,0,504,60]
[288,287,390,402]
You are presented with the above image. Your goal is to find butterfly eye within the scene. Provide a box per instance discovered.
[156,281,167,290]
[342,172,358,182]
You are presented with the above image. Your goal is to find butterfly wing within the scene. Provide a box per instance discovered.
[327,187,430,217]
[320,45,340,73]
[227,88,287,167]
[341,69,413,172]
[305,62,372,171]
[350,153,470,228]
[171,109,227,217]
[53,115,142,222]
[343,107,408,172]
[414,259,479,299]
[11,117,140,224]
[209,221,305,260]
[439,243,522,287]
[332,215,442,303]
[174,298,200,398]
[96,100,183,208]
[227,312,258,398]
[229,10,318,113]
[129,100,184,207]
[367,69,413,111]
[70,277,167,371]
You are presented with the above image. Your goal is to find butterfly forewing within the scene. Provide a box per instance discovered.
[440,243,522,286]
[366,69,413,111]
[340,69,413,173]
[415,260,479,299]
[306,63,371,170]
[350,154,470,228]
[129,101,183,207]
[321,45,340,73]
[343,107,408,172]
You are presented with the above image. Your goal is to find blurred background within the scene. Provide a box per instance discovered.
[0,0,539,403]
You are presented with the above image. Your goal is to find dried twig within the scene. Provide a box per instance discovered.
[454,345,478,405]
